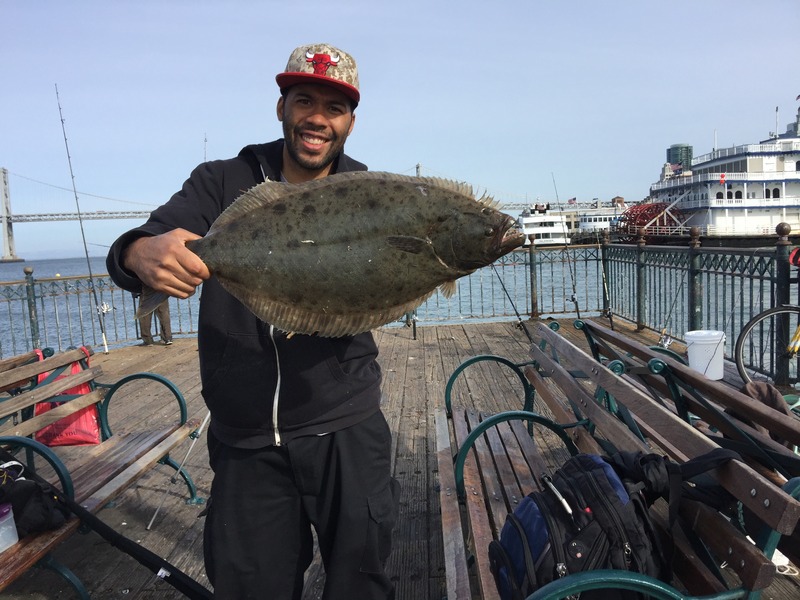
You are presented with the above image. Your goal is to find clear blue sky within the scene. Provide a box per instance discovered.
[2,0,799,259]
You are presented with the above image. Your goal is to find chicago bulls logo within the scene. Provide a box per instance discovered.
[306,51,340,76]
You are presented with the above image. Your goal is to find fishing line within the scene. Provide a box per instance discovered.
[491,263,535,344]
[55,84,109,353]
[551,173,581,319]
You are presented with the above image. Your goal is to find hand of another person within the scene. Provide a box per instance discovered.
[123,229,211,298]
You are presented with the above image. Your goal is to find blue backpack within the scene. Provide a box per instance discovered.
[488,449,738,600]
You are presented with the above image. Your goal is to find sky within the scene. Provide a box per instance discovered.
[2,0,799,259]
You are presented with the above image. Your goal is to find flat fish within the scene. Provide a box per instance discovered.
[139,171,525,337]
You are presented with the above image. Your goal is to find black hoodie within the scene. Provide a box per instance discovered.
[106,140,382,449]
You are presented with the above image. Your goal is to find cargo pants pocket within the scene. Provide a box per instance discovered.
[360,477,401,574]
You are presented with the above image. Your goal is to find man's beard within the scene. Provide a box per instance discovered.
[282,121,347,172]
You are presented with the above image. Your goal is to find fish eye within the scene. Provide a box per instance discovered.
[484,228,494,237]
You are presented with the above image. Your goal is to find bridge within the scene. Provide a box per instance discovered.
[0,168,151,261]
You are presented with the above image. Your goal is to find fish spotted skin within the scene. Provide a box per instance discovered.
[142,171,525,337]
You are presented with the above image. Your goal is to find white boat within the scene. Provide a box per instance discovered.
[639,104,800,242]
[517,204,571,246]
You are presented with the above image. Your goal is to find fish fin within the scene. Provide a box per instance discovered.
[218,279,437,338]
[386,236,430,254]
[210,181,289,231]
[135,287,169,319]
[438,280,458,298]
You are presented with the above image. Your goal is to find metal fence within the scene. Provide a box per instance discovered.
[0,232,794,377]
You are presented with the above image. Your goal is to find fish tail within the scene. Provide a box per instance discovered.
[135,287,170,319]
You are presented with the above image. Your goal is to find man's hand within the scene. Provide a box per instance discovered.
[123,229,211,298]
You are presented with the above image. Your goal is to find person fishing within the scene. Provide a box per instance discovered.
[106,43,400,600]
[133,288,173,346]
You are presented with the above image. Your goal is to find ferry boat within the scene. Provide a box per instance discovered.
[631,104,800,244]
[517,204,571,246]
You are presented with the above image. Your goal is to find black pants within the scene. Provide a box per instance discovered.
[203,410,400,599]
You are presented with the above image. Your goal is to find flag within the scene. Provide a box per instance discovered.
[567,197,576,205]
[720,173,726,185]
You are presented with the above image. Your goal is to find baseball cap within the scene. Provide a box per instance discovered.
[276,43,360,106]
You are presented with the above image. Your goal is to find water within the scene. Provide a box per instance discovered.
[0,250,603,357]
[0,256,109,283]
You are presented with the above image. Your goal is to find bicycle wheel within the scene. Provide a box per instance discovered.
[735,305,800,388]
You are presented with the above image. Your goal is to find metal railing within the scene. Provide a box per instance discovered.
[0,228,795,384]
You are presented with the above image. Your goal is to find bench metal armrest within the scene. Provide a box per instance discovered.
[0,435,75,498]
[97,373,188,439]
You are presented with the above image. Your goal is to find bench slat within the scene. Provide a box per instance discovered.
[0,367,104,420]
[0,389,105,438]
[536,322,800,536]
[434,408,471,600]
[0,347,94,391]
[452,410,501,600]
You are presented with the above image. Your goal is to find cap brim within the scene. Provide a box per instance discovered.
[276,73,360,104]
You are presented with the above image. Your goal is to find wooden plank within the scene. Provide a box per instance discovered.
[0,389,105,437]
[523,365,604,455]
[434,408,470,600]
[451,409,500,600]
[0,347,94,391]
[535,321,800,536]
[0,367,104,419]
[80,421,199,513]
[583,321,800,446]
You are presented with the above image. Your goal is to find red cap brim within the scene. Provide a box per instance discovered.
[275,73,360,105]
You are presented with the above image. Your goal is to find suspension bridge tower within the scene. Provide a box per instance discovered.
[0,168,22,262]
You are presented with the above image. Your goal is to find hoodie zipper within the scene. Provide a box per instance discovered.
[261,168,283,447]
[269,324,282,446]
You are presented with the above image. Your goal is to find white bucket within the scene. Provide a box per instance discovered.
[0,503,18,554]
[685,330,726,380]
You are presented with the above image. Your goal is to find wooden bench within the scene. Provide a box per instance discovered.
[574,318,800,475]
[0,346,203,598]
[436,320,800,599]
[573,318,800,569]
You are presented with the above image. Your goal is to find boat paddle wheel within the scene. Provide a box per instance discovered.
[612,202,686,243]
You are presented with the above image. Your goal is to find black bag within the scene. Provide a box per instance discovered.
[0,460,70,537]
[488,449,738,600]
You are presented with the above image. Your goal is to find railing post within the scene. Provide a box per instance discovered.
[24,266,40,349]
[528,236,540,318]
[774,223,792,385]
[775,222,792,306]
[636,228,646,330]
[688,227,703,331]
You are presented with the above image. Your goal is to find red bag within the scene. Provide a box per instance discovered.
[33,347,101,446]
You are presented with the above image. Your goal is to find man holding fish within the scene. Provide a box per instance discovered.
[107,43,401,600]
[108,42,524,599]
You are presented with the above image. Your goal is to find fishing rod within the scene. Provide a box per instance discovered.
[55,84,109,353]
[147,409,211,530]
[550,173,581,319]
[491,263,535,344]
[594,230,615,330]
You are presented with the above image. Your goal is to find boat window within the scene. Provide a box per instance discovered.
[716,192,724,199]
[773,188,780,198]
[735,190,742,199]
[766,188,771,198]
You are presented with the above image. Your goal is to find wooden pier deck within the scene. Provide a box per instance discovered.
[3,319,799,599]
